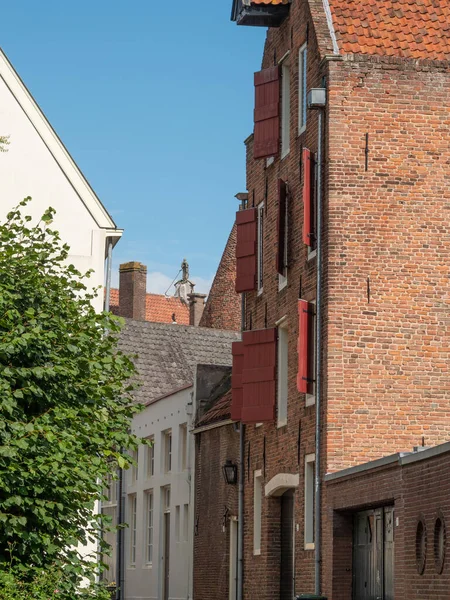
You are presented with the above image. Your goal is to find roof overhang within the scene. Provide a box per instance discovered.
[265,472,299,497]
[231,0,290,27]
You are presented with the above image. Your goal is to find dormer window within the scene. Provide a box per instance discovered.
[231,0,290,28]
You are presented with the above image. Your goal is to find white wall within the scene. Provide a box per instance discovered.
[0,69,117,313]
[125,387,194,600]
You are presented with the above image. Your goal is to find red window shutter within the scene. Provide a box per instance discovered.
[235,208,257,293]
[303,148,313,246]
[297,300,310,393]
[253,66,280,160]
[276,178,287,275]
[241,328,276,423]
[231,341,244,421]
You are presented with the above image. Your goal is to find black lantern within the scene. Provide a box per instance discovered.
[222,460,238,485]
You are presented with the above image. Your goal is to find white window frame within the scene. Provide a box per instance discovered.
[179,424,187,472]
[277,320,289,428]
[298,43,308,135]
[253,470,263,555]
[281,59,291,158]
[306,300,316,407]
[175,505,181,542]
[278,188,288,291]
[146,436,155,478]
[183,503,189,542]
[257,202,264,294]
[145,490,153,565]
[130,449,138,485]
[304,454,315,550]
[129,494,137,566]
[164,430,172,473]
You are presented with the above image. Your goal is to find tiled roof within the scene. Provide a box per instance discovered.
[109,288,190,325]
[196,389,233,427]
[118,320,240,404]
[250,0,289,4]
[330,0,450,60]
[199,224,240,332]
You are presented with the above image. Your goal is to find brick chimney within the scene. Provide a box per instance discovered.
[188,293,206,327]
[119,262,147,320]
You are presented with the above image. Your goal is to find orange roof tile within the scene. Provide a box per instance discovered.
[329,0,450,60]
[109,289,190,325]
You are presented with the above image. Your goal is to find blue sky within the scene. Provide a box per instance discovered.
[2,1,265,293]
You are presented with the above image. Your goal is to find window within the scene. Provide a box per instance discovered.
[253,470,263,555]
[179,424,187,471]
[163,486,171,512]
[278,182,288,290]
[164,430,172,473]
[304,454,315,549]
[298,44,308,134]
[306,301,316,406]
[145,490,154,564]
[130,449,138,485]
[129,494,137,565]
[104,473,117,504]
[183,504,189,542]
[281,60,291,158]
[257,202,264,293]
[146,436,155,478]
[175,505,181,542]
[277,322,289,427]
[101,473,117,583]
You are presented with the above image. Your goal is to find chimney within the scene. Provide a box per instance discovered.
[119,262,147,320]
[188,293,207,327]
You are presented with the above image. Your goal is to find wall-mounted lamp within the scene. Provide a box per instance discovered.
[222,460,238,485]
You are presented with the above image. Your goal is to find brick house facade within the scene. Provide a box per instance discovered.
[229,1,450,599]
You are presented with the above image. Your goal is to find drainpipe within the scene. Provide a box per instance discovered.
[307,87,326,596]
[104,238,113,312]
[115,467,124,600]
[237,292,245,600]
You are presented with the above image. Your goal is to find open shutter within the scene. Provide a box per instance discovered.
[241,328,276,423]
[231,341,244,421]
[253,66,280,160]
[235,208,257,293]
[297,300,310,393]
[303,148,313,246]
[276,179,287,275]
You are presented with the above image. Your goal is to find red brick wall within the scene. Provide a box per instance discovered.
[238,3,450,600]
[193,424,239,600]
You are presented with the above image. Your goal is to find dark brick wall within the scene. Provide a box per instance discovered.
[193,424,239,600]
[118,261,147,320]
[325,447,450,600]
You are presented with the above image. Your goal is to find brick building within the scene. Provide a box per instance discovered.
[193,387,240,600]
[228,1,450,599]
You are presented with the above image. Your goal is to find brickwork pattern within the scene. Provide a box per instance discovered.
[193,424,239,600]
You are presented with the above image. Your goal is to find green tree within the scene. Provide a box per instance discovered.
[0,199,142,597]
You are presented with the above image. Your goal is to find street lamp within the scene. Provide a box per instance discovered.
[222,460,238,485]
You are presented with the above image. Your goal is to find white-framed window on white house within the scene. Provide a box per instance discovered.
[145,490,154,564]
[179,423,187,471]
[146,436,155,478]
[298,43,308,134]
[129,494,137,565]
[163,430,172,473]
[101,473,118,583]
[257,202,264,294]
[304,454,315,550]
[278,188,288,291]
[277,321,289,427]
[306,300,316,407]
[183,503,189,542]
[281,59,291,158]
[253,470,263,555]
[130,449,138,485]
[175,505,181,542]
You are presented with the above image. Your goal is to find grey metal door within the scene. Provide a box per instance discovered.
[280,490,295,600]
[353,507,394,600]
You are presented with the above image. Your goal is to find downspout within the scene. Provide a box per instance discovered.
[314,106,324,596]
[237,292,245,600]
[104,238,113,312]
[115,468,124,600]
